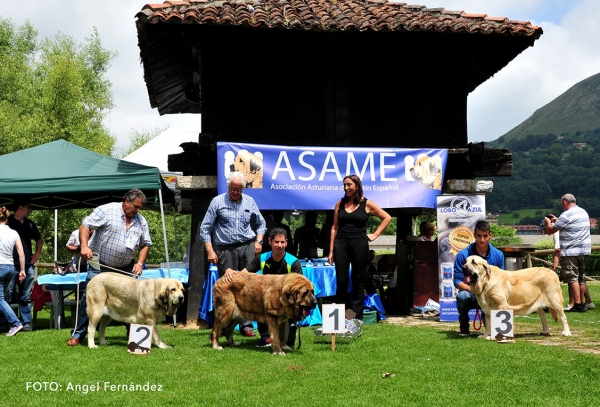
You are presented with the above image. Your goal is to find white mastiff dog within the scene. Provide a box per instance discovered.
[86,272,185,349]
[462,255,571,339]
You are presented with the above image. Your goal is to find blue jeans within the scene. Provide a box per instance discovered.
[3,264,34,326]
[0,264,20,329]
[456,290,486,326]
[71,262,133,341]
[16,265,35,325]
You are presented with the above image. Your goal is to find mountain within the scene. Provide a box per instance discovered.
[490,72,600,147]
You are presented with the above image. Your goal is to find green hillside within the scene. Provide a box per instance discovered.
[489,72,600,148]
[485,128,600,218]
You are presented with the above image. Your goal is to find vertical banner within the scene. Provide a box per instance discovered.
[217,142,447,210]
[436,195,486,322]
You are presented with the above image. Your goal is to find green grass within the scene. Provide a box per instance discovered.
[498,208,552,225]
[3,284,600,407]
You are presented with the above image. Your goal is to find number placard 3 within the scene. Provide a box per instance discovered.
[491,309,514,339]
[322,304,346,334]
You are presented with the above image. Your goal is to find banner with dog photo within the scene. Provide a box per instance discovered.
[436,194,486,322]
[217,142,448,210]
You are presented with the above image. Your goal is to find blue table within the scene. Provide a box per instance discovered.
[37,268,190,286]
[37,268,190,329]
[299,262,353,298]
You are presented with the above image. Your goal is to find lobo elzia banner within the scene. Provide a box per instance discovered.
[217,142,447,210]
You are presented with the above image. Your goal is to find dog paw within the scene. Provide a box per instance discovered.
[272,350,286,356]
[477,335,492,340]
[539,331,551,336]
[213,345,224,351]
[281,345,292,351]
[88,344,99,349]
[562,331,572,337]
[157,343,172,349]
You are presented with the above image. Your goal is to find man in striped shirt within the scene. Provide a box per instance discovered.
[200,171,266,336]
[544,193,593,313]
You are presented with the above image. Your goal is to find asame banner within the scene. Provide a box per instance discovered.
[217,142,448,210]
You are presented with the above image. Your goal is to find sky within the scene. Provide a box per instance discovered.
[0,0,598,154]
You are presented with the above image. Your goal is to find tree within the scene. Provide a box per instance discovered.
[0,18,116,155]
[490,224,523,247]
[0,18,118,263]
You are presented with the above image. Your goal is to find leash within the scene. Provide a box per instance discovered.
[87,256,146,279]
[472,300,482,331]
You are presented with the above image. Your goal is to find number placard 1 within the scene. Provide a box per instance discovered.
[491,309,514,339]
[127,324,153,355]
[322,304,346,334]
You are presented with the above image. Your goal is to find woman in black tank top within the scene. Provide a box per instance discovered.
[328,175,391,320]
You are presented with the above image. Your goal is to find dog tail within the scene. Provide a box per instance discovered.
[549,307,559,323]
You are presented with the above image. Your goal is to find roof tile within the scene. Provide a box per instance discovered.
[136,0,543,37]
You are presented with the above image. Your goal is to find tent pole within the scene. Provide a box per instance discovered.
[54,209,58,261]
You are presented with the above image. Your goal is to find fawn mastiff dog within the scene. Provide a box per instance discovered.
[462,255,571,339]
[86,272,185,349]
[211,271,317,355]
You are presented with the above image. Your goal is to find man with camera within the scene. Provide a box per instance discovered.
[544,194,593,313]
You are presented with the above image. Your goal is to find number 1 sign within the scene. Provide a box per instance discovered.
[322,304,346,334]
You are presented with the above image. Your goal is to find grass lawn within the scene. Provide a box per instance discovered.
[2,283,600,407]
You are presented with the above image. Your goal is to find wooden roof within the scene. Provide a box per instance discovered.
[136,0,543,115]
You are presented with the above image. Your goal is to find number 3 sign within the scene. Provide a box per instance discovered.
[491,309,514,340]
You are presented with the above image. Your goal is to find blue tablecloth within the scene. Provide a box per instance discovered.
[37,268,190,286]
[198,265,219,326]
[300,263,352,298]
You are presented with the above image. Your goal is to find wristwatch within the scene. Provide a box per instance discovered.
[257,239,263,245]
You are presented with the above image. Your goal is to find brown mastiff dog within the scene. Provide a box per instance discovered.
[462,255,571,339]
[211,271,317,355]
[86,272,185,349]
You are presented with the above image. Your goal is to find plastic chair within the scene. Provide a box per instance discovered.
[32,284,55,329]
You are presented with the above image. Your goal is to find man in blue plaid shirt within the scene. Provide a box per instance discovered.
[200,171,266,337]
[67,188,152,346]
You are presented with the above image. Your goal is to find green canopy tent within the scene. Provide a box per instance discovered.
[0,139,176,269]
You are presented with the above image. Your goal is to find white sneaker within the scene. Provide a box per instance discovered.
[6,325,23,337]
[586,302,596,310]
[563,305,573,311]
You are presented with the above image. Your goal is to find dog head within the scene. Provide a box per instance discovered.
[282,274,317,321]
[462,255,492,292]
[157,278,185,316]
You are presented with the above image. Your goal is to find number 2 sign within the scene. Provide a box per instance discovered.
[322,304,346,334]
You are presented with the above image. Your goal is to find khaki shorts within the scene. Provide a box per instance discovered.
[560,255,588,285]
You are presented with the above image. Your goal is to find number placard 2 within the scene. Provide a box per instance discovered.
[322,304,346,334]
[491,309,514,339]
[127,324,153,355]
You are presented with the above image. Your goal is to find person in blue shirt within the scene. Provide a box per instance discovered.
[200,171,266,337]
[453,220,504,336]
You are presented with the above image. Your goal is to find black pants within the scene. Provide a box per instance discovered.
[334,237,369,320]
[258,320,296,347]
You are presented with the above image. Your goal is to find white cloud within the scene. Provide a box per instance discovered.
[1,0,597,147]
